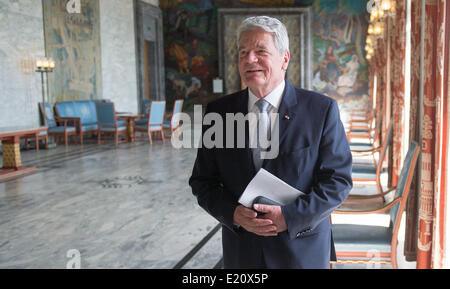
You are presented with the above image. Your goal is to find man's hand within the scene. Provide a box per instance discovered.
[253,204,288,233]
[233,205,278,237]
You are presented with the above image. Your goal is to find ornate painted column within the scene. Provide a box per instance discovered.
[404,0,423,261]
[390,0,406,186]
[416,0,447,269]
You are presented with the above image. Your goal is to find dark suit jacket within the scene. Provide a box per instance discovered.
[189,81,352,269]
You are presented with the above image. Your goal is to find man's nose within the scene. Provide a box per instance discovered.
[245,51,258,63]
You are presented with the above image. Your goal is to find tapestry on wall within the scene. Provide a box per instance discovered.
[43,0,102,102]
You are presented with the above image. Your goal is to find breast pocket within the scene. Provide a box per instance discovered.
[279,145,311,156]
[267,146,313,189]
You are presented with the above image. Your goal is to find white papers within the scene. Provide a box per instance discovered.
[238,168,305,208]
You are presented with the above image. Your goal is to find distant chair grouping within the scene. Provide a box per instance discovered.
[134,99,184,143]
[27,99,184,148]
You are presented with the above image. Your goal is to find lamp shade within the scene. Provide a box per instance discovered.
[381,0,392,11]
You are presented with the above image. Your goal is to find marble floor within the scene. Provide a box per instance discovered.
[0,138,221,269]
[0,135,412,269]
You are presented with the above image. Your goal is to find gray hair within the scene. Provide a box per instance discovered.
[237,16,290,55]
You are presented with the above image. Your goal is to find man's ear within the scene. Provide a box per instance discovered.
[282,50,290,71]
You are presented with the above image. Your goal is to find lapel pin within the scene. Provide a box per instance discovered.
[284,115,290,120]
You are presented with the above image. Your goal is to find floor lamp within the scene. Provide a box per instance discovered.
[35,57,55,148]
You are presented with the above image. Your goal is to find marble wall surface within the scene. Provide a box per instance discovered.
[99,0,161,114]
[0,0,46,128]
[99,0,139,114]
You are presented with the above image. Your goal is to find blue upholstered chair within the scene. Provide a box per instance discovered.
[135,100,152,126]
[349,116,382,154]
[332,141,420,269]
[346,110,377,145]
[349,122,393,202]
[95,102,128,145]
[163,99,184,137]
[55,101,102,144]
[135,101,166,144]
[25,102,77,149]
[92,99,111,103]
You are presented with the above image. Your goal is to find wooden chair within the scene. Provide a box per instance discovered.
[95,102,128,145]
[348,107,372,122]
[25,102,77,149]
[350,115,384,166]
[348,121,393,203]
[331,141,420,269]
[163,99,184,138]
[346,110,377,143]
[135,101,166,144]
[349,109,374,128]
[135,100,152,126]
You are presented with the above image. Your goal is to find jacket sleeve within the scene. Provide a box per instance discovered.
[281,99,353,240]
[188,104,239,233]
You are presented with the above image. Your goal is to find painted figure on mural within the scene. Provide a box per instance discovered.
[169,43,189,74]
[337,54,360,97]
[194,0,215,35]
[338,54,360,88]
[174,9,190,40]
[322,44,339,85]
[314,44,339,92]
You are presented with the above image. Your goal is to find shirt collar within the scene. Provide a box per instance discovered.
[248,80,285,111]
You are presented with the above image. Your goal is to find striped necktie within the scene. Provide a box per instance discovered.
[253,98,271,171]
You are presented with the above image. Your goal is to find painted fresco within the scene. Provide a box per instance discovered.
[311,0,369,99]
[161,0,368,110]
[42,0,102,102]
[162,0,218,110]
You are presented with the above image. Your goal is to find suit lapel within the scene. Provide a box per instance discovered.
[277,81,298,149]
[260,81,298,170]
[233,89,257,175]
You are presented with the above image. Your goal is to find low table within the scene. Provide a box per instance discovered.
[117,114,143,142]
[0,126,48,181]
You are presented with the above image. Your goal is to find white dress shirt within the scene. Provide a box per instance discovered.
[248,80,285,149]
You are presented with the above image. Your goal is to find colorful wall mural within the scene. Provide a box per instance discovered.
[43,0,102,102]
[161,0,369,111]
[311,0,369,99]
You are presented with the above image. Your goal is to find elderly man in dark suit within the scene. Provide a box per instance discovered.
[189,16,352,269]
